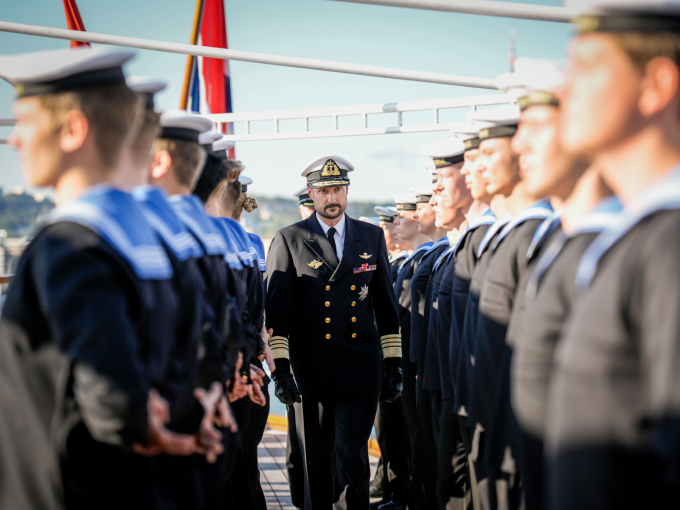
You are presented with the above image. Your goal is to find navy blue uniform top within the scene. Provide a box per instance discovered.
[409,238,449,365]
[434,251,457,399]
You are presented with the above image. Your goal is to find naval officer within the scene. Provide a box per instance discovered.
[265,155,402,510]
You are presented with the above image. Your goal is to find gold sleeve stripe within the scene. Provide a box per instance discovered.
[270,336,290,360]
[380,334,402,359]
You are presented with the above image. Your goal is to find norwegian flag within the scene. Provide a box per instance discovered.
[62,0,90,49]
[189,0,234,158]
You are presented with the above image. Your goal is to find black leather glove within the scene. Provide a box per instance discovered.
[380,365,403,403]
[272,372,301,405]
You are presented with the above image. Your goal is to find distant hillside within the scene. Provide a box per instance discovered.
[241,195,385,238]
[0,189,385,241]
[0,189,54,237]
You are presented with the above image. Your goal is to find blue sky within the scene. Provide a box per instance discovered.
[0,0,573,202]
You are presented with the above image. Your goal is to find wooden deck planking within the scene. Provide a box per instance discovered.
[258,426,379,509]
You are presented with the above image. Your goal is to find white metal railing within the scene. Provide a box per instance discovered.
[332,0,574,22]
[0,94,514,143]
[205,94,513,141]
[0,21,497,90]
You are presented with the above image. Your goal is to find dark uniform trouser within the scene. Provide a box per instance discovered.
[402,361,427,510]
[225,384,271,510]
[378,398,410,505]
[437,400,472,510]
[295,390,380,510]
[372,406,388,495]
[415,377,438,510]
[287,404,305,508]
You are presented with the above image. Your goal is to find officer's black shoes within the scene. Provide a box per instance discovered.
[272,372,301,405]
[380,365,404,403]
[369,485,384,499]
[377,501,402,510]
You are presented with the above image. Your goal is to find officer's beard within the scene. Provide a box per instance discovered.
[317,203,345,220]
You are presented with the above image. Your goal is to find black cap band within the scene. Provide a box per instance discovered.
[432,154,465,169]
[415,194,432,204]
[575,14,680,34]
[464,138,481,151]
[478,125,518,141]
[159,127,200,143]
[379,215,395,222]
[396,203,416,211]
[16,66,126,98]
[518,91,559,111]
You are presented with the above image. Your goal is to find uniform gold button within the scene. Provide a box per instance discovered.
[351,285,356,291]
[325,318,331,323]
[352,317,357,322]
[351,301,356,307]
[352,333,357,338]
[326,285,331,291]
[325,301,330,307]
[326,334,331,339]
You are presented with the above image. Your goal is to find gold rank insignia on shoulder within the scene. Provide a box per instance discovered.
[320,159,341,177]
[359,253,371,259]
[308,259,323,269]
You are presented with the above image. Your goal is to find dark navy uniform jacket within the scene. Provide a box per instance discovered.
[547,175,680,510]
[2,187,179,509]
[409,239,449,366]
[450,214,495,411]
[389,251,409,283]
[394,243,432,360]
[433,250,457,400]
[264,212,400,396]
[422,246,454,389]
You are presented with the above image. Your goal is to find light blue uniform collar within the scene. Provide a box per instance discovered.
[210,218,245,270]
[433,243,457,273]
[248,232,267,272]
[47,185,173,280]
[132,186,203,262]
[453,208,496,258]
[526,211,563,261]
[423,236,449,259]
[397,242,432,274]
[477,216,511,257]
[491,199,553,252]
[218,217,258,266]
[168,195,228,256]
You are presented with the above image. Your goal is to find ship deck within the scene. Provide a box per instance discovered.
[259,426,379,510]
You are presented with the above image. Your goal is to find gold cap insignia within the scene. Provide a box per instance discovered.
[575,15,600,34]
[478,128,490,140]
[308,259,323,269]
[15,83,24,96]
[320,159,341,177]
[359,253,371,259]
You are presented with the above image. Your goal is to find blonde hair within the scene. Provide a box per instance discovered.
[37,83,140,170]
[151,137,207,188]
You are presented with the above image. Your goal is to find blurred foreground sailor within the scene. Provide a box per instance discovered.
[265,155,402,510]
[0,47,197,510]
[375,206,409,281]
[542,1,680,508]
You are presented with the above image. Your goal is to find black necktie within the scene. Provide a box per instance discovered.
[327,227,337,256]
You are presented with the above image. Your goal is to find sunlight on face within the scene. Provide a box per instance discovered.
[309,185,348,220]
[8,97,63,187]
[477,137,519,197]
[560,34,643,155]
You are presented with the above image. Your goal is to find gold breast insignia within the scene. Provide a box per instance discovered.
[308,259,323,270]
[359,253,372,259]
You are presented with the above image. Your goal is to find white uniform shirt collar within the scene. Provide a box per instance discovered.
[317,212,347,260]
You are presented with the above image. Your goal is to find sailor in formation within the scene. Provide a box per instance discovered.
[3,1,680,509]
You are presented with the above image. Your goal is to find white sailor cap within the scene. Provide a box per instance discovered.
[466,104,521,141]
[420,136,466,171]
[199,132,222,146]
[375,205,397,222]
[496,59,564,111]
[410,186,434,204]
[159,110,213,143]
[239,175,253,192]
[359,216,381,227]
[0,47,134,98]
[392,194,418,212]
[126,76,166,109]
[450,122,482,152]
[301,155,353,188]
[294,185,314,207]
[211,137,235,160]
[566,0,680,33]
[387,206,398,215]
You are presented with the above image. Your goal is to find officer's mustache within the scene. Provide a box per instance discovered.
[324,203,341,212]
